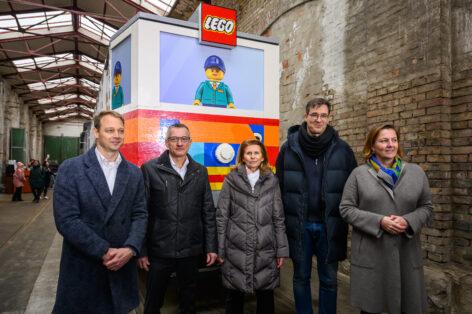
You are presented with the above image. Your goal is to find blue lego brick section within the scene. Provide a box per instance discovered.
[160,118,180,127]
[204,143,240,166]
[188,142,205,164]
[249,124,264,142]
[159,118,181,141]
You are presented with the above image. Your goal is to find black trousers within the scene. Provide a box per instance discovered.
[43,184,49,197]
[225,288,274,314]
[360,312,405,314]
[32,187,42,201]
[12,187,23,201]
[144,256,199,314]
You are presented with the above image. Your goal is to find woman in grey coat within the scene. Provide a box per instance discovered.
[340,124,432,314]
[216,139,289,314]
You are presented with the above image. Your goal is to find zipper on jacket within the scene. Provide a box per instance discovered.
[176,178,182,258]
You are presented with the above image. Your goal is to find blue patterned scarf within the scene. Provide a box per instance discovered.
[368,154,403,187]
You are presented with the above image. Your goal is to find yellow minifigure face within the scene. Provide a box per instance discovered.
[113,73,121,87]
[205,67,224,81]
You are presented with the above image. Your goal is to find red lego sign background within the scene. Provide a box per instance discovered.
[199,3,237,48]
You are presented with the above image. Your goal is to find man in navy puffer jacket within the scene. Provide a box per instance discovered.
[276,98,357,314]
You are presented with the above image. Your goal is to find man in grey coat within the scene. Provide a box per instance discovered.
[53,111,147,314]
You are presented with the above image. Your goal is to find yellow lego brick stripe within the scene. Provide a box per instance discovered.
[210,182,224,190]
[207,166,232,175]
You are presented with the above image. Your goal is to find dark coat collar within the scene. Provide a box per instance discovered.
[154,150,202,188]
[229,164,271,196]
[155,150,199,173]
[286,124,339,163]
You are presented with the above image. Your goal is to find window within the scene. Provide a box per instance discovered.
[10,128,25,163]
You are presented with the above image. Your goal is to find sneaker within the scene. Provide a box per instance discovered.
[44,196,49,199]
[40,196,44,199]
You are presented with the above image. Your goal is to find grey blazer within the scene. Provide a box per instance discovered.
[340,162,432,314]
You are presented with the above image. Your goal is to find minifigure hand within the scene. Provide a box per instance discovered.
[193,100,202,106]
[227,103,235,109]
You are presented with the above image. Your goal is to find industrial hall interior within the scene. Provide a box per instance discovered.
[0,0,471,313]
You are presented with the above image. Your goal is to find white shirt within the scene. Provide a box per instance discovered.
[170,156,189,180]
[246,168,260,190]
[95,148,122,195]
[210,81,220,88]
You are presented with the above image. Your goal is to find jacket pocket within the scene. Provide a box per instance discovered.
[406,236,424,269]
[350,232,375,269]
[150,185,168,207]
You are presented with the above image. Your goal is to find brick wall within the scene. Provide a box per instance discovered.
[190,0,467,268]
[451,0,472,266]
[170,0,472,311]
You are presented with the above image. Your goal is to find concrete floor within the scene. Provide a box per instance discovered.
[0,193,56,313]
[0,192,358,314]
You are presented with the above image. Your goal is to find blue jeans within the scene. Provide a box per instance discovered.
[293,222,338,314]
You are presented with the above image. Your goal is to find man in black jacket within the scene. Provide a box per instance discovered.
[276,98,357,314]
[138,123,217,314]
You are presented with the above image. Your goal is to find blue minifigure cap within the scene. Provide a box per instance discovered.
[204,55,226,73]
[114,61,122,75]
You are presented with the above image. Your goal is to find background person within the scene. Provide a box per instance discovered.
[340,124,432,314]
[29,159,44,203]
[41,160,53,199]
[12,161,25,201]
[216,139,289,314]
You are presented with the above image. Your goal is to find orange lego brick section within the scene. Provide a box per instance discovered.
[264,125,279,147]
[181,120,255,143]
[123,110,280,146]
[124,117,160,144]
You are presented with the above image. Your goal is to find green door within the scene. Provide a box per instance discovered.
[10,128,25,162]
[61,137,80,161]
[44,136,79,164]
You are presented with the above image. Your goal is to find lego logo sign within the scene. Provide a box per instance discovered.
[204,16,235,35]
[199,3,237,48]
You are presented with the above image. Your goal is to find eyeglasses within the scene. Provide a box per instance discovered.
[167,136,191,143]
[308,113,329,120]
